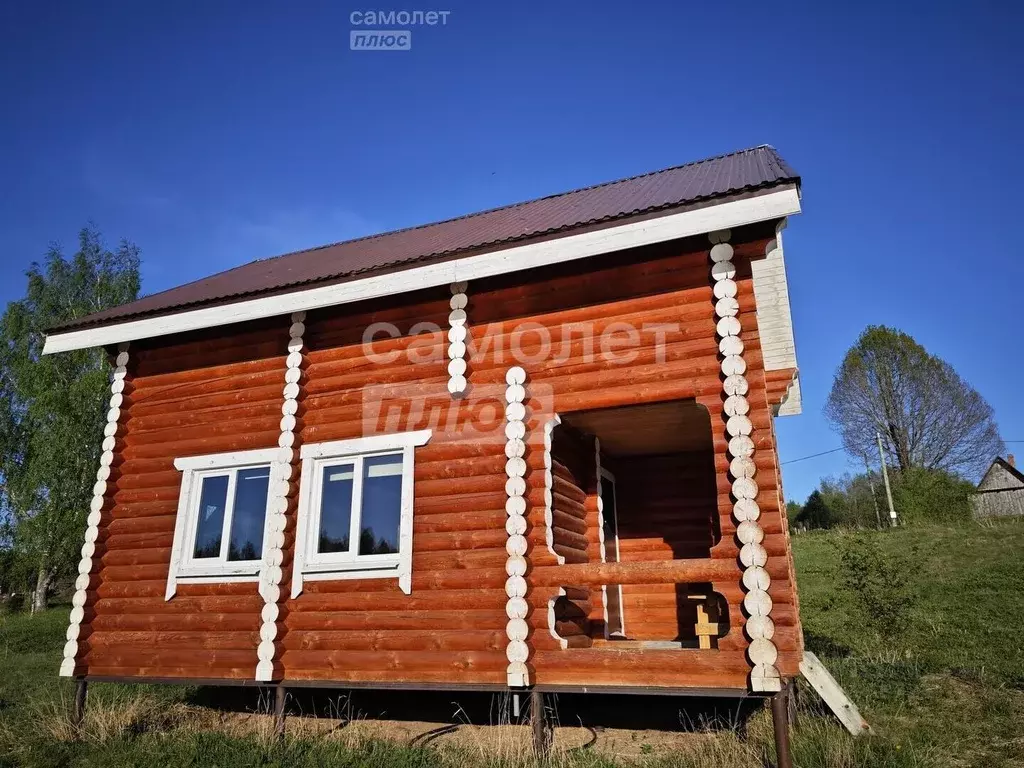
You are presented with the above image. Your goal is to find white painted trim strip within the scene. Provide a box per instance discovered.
[542,415,564,566]
[503,365,531,689]
[594,437,609,638]
[709,230,780,693]
[255,311,306,682]
[447,282,469,396]
[61,343,131,678]
[43,187,801,354]
[546,587,569,650]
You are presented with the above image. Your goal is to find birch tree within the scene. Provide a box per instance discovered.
[0,228,140,612]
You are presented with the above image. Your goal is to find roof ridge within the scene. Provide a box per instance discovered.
[243,145,782,268]
[994,457,1024,485]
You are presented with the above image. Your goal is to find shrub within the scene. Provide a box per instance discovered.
[890,467,974,525]
[837,534,914,638]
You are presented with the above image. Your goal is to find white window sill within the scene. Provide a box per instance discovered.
[175,573,261,585]
[298,562,408,592]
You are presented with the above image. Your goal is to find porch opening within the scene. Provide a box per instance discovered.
[547,399,728,649]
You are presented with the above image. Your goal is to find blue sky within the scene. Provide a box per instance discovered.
[2,1,1022,503]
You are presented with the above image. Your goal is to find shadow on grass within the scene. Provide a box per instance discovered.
[184,685,766,735]
[803,630,852,659]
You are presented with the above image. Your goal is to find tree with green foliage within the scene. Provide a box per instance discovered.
[795,490,837,530]
[0,228,140,612]
[799,466,975,531]
[825,325,1003,480]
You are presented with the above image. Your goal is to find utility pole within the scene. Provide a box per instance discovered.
[863,455,882,529]
[876,432,898,526]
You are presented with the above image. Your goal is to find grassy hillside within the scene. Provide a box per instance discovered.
[793,518,1024,766]
[1,519,1022,767]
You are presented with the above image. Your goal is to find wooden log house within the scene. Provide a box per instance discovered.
[45,146,806,726]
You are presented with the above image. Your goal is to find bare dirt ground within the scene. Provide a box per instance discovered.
[190,687,760,760]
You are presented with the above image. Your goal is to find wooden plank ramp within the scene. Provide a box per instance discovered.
[800,651,870,736]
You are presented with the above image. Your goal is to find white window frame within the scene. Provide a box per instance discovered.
[165,447,280,600]
[600,467,627,639]
[292,430,431,598]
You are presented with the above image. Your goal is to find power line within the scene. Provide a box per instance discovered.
[780,442,1024,467]
[780,447,845,466]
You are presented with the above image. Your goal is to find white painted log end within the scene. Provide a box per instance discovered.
[732,477,759,501]
[736,520,765,544]
[505,575,527,598]
[255,660,275,682]
[506,597,529,621]
[506,664,530,688]
[505,476,526,498]
[723,374,749,396]
[711,260,737,281]
[717,316,742,338]
[505,534,528,557]
[714,297,740,318]
[505,495,527,517]
[505,366,526,386]
[505,640,529,664]
[743,588,773,617]
[739,542,768,568]
[750,664,782,693]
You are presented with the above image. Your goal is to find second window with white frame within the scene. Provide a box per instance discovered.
[292,429,431,597]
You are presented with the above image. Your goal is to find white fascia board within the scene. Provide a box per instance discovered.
[43,186,801,355]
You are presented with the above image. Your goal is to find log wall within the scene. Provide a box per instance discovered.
[611,450,719,642]
[547,425,594,645]
[76,223,803,691]
[79,319,289,679]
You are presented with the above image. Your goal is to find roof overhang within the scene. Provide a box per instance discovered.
[43,184,801,355]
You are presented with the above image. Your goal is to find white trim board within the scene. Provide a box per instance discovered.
[43,186,801,354]
[299,430,432,460]
[752,220,802,416]
[174,448,282,472]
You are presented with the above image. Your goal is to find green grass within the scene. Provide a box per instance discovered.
[794,518,1024,766]
[2,519,1022,766]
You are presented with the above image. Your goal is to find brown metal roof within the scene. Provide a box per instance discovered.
[53,145,799,333]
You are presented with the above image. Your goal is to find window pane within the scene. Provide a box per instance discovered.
[318,463,354,553]
[359,454,403,556]
[227,467,270,561]
[193,475,228,559]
